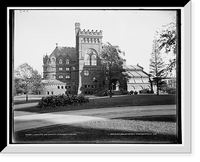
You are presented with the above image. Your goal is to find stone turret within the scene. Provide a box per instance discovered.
[75,22,81,36]
[43,54,49,64]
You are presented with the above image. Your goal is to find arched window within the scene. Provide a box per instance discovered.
[66,74,70,79]
[66,59,69,64]
[59,75,63,79]
[59,58,62,64]
[91,55,97,65]
[84,49,97,66]
[84,54,90,65]
[51,58,55,64]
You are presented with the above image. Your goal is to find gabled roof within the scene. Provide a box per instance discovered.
[50,46,77,61]
[124,65,149,78]
[124,65,143,71]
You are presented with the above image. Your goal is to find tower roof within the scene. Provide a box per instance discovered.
[41,79,66,85]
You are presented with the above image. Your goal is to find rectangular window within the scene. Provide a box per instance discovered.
[66,67,70,71]
[59,67,63,71]
[88,85,90,88]
[51,92,53,95]
[58,86,60,89]
[91,85,94,88]
[61,86,63,89]
[85,85,87,88]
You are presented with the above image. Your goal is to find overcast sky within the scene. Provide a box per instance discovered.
[14,9,176,74]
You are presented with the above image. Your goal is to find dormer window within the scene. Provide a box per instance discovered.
[51,58,55,64]
[66,59,69,64]
[59,58,62,64]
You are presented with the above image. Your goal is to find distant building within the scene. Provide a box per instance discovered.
[41,23,150,95]
[164,77,176,88]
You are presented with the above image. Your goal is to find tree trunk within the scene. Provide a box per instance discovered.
[156,80,159,96]
[109,82,112,97]
[26,93,28,101]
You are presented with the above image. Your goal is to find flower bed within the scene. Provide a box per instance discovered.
[37,94,89,109]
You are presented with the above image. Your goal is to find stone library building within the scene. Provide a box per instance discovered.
[41,23,150,95]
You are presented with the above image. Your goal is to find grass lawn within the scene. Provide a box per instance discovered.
[14,115,178,144]
[14,95,178,144]
[14,94,176,116]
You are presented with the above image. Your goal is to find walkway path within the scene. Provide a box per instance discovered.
[14,105,176,132]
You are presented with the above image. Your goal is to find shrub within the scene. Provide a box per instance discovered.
[166,87,176,94]
[129,90,134,95]
[121,90,129,95]
[139,88,152,94]
[37,94,89,109]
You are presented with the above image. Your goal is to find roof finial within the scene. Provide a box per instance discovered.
[56,43,58,47]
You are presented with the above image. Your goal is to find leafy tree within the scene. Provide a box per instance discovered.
[14,63,42,100]
[157,22,177,73]
[14,77,24,95]
[97,42,129,97]
[149,39,167,95]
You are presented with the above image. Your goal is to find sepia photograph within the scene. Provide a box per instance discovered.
[11,8,181,145]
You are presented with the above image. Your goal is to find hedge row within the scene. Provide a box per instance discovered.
[37,94,89,109]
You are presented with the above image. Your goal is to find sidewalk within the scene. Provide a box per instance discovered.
[14,105,176,132]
